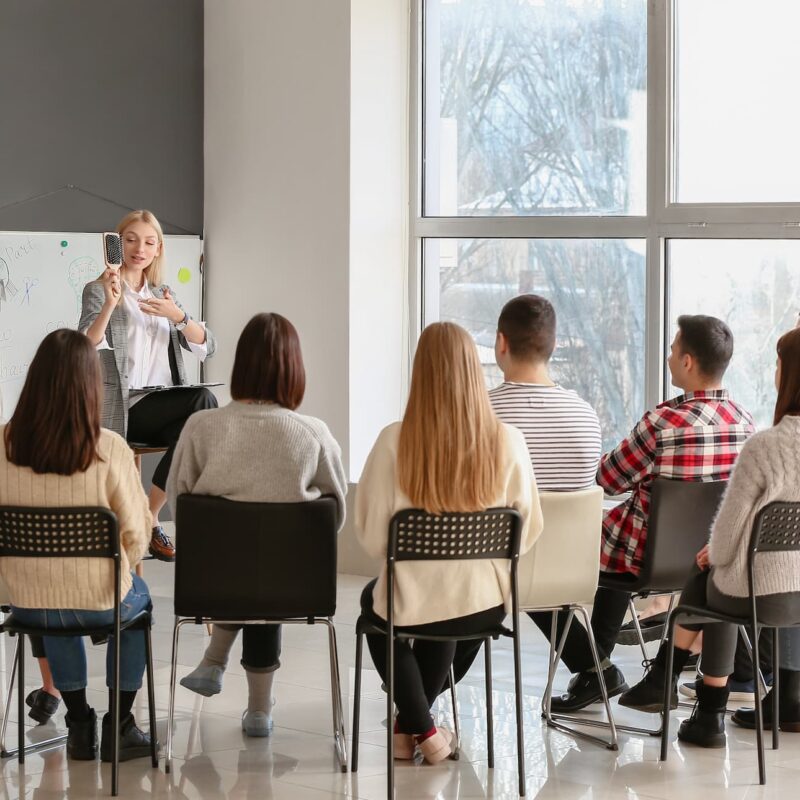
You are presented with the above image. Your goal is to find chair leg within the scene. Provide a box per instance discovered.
[323,619,348,772]
[448,664,460,760]
[629,596,649,664]
[17,635,24,765]
[112,625,121,796]
[352,627,364,773]
[661,615,676,762]
[772,631,780,752]
[484,639,494,768]
[752,624,766,785]
[166,617,185,775]
[511,627,526,798]
[144,623,158,767]
[386,628,394,800]
[0,637,19,758]
[541,610,563,720]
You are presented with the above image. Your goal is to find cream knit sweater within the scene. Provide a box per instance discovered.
[356,421,543,627]
[0,427,150,610]
[710,415,800,598]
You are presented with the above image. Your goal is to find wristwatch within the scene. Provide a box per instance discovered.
[175,311,190,331]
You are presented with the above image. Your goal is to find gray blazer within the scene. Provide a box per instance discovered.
[78,280,217,436]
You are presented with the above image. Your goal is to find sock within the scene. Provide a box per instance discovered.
[200,626,239,670]
[415,725,437,743]
[245,669,275,714]
[107,689,137,720]
[61,689,91,721]
[588,657,612,674]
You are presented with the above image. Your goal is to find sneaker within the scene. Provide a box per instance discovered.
[416,727,454,764]
[617,612,667,646]
[241,710,274,737]
[100,712,156,762]
[149,525,176,561]
[679,675,772,703]
[26,688,61,725]
[180,664,225,697]
[549,665,628,713]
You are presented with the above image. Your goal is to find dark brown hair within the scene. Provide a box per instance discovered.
[677,314,734,380]
[497,294,556,362]
[4,329,103,474]
[774,327,800,425]
[230,313,306,409]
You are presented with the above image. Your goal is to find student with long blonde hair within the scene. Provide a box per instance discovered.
[356,322,543,763]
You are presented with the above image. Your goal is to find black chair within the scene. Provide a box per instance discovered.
[661,501,800,785]
[553,478,728,739]
[0,506,158,796]
[351,507,526,799]
[165,494,347,773]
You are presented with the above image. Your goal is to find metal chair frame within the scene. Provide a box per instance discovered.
[661,501,800,786]
[0,506,157,796]
[350,507,526,798]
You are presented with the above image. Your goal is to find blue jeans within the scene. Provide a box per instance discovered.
[11,573,151,692]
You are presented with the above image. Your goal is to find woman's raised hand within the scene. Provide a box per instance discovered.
[138,288,184,324]
[101,267,121,306]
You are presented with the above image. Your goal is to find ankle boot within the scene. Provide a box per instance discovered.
[618,641,690,712]
[732,668,800,732]
[678,682,729,748]
[100,712,156,762]
[65,708,98,760]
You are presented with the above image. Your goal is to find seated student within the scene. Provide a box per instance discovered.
[545,315,755,712]
[0,329,153,761]
[168,313,347,737]
[356,322,542,764]
[619,327,800,746]
[489,294,602,491]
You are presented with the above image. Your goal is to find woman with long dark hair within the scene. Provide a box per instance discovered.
[0,329,154,761]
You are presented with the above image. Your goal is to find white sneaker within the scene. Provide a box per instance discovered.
[242,710,274,737]
[180,665,225,697]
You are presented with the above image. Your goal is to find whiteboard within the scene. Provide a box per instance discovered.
[0,232,204,420]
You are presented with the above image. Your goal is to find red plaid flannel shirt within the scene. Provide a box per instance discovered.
[598,390,754,576]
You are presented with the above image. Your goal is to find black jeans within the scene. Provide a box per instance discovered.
[217,623,282,673]
[127,387,218,490]
[360,579,505,734]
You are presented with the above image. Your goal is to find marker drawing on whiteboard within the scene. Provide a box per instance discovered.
[67,256,101,312]
[0,257,19,312]
[20,277,39,306]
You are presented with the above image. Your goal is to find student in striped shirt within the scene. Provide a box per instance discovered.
[489,294,602,491]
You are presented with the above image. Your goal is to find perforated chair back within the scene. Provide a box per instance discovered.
[518,487,604,609]
[0,506,119,560]
[633,478,727,592]
[748,502,800,595]
[174,494,339,619]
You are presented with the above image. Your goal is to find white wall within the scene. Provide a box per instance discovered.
[204,0,352,466]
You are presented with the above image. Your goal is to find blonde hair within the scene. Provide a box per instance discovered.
[116,209,165,287]
[397,322,504,513]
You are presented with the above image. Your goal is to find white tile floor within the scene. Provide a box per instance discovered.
[2,556,799,799]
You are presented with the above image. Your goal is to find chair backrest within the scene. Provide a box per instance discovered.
[749,501,800,569]
[517,486,604,610]
[637,478,727,591]
[388,507,522,563]
[174,494,339,619]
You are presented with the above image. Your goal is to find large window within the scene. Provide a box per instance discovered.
[416,0,800,442]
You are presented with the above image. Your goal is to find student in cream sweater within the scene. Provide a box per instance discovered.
[356,322,543,764]
[168,313,347,738]
[0,330,153,762]
[620,326,800,747]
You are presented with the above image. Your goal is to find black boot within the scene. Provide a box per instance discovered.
[65,708,98,760]
[678,682,729,748]
[732,668,800,732]
[100,712,156,763]
[618,642,691,713]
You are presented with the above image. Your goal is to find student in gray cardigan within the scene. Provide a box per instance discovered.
[620,326,800,747]
[167,313,347,738]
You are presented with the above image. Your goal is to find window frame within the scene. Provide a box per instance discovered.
[411,0,800,418]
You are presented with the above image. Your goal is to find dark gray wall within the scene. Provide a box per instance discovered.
[0,0,203,234]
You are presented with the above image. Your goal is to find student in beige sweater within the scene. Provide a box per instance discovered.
[0,330,152,762]
[168,313,347,738]
[620,326,800,747]
[356,322,543,764]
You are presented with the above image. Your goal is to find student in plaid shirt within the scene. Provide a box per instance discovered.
[544,315,755,713]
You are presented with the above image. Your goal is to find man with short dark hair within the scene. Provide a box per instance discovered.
[491,294,602,490]
[546,314,755,712]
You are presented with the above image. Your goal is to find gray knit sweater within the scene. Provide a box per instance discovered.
[709,415,800,598]
[166,401,347,529]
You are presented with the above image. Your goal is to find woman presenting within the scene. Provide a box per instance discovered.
[79,209,217,560]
